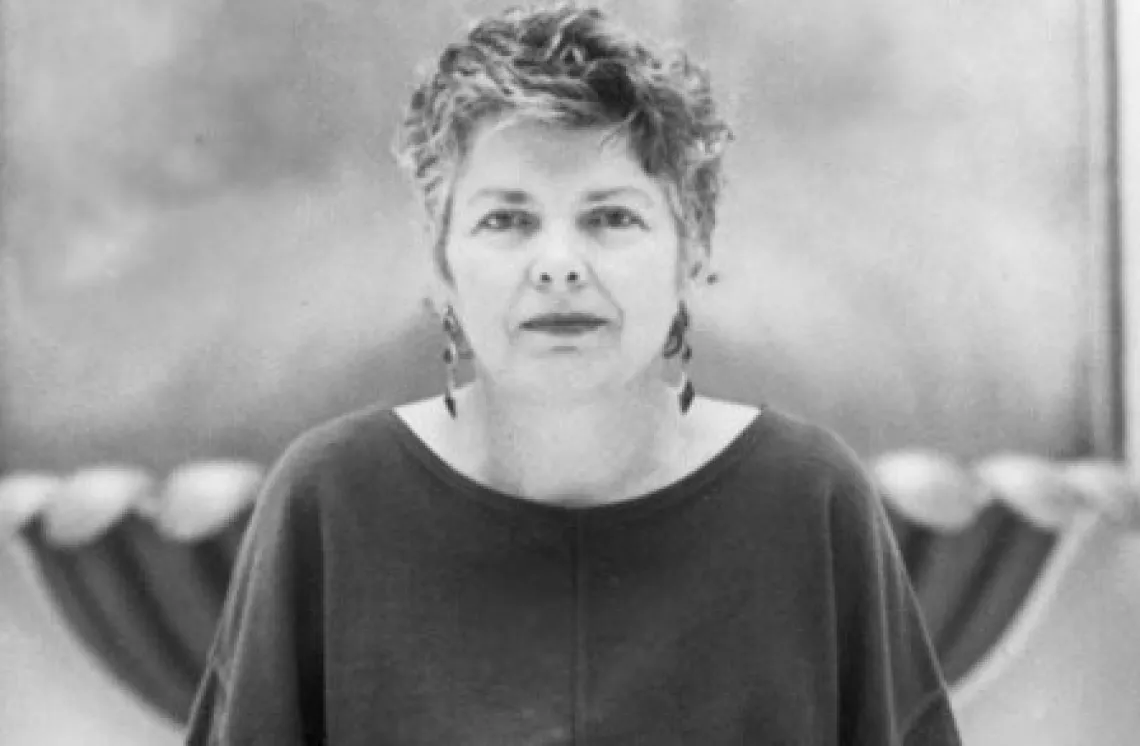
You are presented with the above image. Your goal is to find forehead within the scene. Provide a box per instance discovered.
[453,118,660,200]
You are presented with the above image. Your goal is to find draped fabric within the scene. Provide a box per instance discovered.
[16,514,249,723]
[12,456,1124,726]
[886,506,1055,685]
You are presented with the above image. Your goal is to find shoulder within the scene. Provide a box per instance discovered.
[271,401,405,479]
[729,403,874,496]
[248,401,412,524]
[707,402,888,550]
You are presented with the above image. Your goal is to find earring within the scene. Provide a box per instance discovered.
[678,341,695,414]
[664,302,696,415]
[441,305,462,419]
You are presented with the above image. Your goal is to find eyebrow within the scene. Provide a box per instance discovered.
[466,187,654,207]
[583,187,653,207]
[466,188,531,206]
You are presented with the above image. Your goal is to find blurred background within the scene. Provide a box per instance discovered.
[0,0,1132,743]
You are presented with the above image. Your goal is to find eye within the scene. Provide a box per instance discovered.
[585,207,646,231]
[475,209,538,233]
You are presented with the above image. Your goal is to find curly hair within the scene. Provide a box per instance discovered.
[393,1,734,283]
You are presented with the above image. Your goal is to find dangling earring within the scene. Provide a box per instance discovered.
[664,302,696,414]
[678,338,695,414]
[440,304,463,419]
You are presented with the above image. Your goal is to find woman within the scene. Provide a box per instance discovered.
[186,3,961,744]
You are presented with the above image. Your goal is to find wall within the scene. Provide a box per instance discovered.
[1,0,1105,475]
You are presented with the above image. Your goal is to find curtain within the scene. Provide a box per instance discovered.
[888,506,1055,684]
[18,513,248,722]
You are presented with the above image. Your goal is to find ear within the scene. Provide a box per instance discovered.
[680,241,714,292]
[413,245,449,316]
[422,276,452,319]
[415,211,459,310]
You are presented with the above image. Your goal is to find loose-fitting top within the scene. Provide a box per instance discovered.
[186,404,961,745]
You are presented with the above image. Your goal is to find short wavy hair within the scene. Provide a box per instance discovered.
[393,1,734,283]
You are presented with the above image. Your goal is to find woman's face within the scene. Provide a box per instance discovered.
[439,117,697,403]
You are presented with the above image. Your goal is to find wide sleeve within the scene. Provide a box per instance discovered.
[826,449,961,746]
[184,439,327,745]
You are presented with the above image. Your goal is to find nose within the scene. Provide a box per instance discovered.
[535,267,582,287]
[528,230,589,291]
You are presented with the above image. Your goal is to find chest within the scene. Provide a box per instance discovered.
[321,510,838,745]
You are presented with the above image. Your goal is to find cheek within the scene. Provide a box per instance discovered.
[611,270,681,337]
[448,240,508,296]
[614,238,681,293]
[448,259,516,345]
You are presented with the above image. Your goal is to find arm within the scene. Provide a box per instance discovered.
[184,441,326,746]
[826,449,961,746]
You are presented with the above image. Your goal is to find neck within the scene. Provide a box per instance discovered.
[452,373,689,506]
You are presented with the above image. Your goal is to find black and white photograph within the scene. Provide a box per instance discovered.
[0,0,1137,743]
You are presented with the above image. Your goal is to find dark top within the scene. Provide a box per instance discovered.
[185,403,961,745]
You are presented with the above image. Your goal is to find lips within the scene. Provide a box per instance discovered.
[521,313,609,334]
